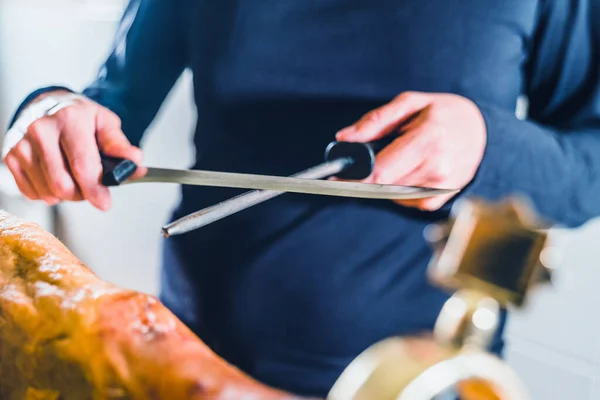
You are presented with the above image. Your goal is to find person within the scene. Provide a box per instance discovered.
[3,0,600,396]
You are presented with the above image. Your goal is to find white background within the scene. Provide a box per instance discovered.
[1,1,600,398]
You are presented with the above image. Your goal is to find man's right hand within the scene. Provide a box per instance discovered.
[3,92,145,211]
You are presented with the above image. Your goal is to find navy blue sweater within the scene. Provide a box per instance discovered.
[12,0,600,396]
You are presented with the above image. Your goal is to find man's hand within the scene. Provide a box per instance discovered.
[3,92,145,211]
[336,91,487,211]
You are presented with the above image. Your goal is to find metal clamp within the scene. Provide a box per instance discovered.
[328,196,554,400]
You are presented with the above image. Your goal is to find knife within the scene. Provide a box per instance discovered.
[101,137,452,198]
[100,135,456,235]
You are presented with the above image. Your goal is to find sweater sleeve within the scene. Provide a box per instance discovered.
[459,0,600,228]
[81,0,189,147]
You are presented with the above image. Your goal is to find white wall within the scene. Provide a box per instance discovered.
[0,0,197,294]
[1,2,600,398]
[0,0,128,134]
[0,0,132,231]
[505,223,600,399]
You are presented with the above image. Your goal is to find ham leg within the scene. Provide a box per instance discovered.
[0,210,309,400]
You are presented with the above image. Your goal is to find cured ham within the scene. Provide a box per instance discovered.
[0,210,304,400]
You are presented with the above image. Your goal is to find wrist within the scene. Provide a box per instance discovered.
[7,86,74,131]
[3,92,87,159]
[11,90,74,125]
[27,89,74,108]
[13,92,86,129]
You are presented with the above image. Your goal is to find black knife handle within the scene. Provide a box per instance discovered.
[324,133,399,180]
[100,153,138,186]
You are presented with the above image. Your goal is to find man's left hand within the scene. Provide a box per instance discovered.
[336,91,487,211]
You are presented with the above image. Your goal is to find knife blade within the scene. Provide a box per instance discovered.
[101,155,453,200]
[134,166,450,198]
[101,131,454,198]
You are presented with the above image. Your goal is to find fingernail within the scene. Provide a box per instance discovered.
[46,198,60,207]
[137,166,148,177]
[61,175,75,193]
[101,198,111,211]
[134,148,144,163]
[93,195,111,211]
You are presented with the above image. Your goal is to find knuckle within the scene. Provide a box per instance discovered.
[4,154,21,183]
[27,120,47,141]
[55,105,78,121]
[395,91,416,102]
[55,104,90,126]
[102,108,122,128]
[364,109,383,125]
[430,159,452,181]
[369,168,391,185]
[13,141,29,159]
[48,178,70,198]
[4,154,19,172]
[430,123,447,138]
[70,158,92,178]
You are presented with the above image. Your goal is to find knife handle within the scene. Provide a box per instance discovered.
[100,153,138,186]
[324,133,399,180]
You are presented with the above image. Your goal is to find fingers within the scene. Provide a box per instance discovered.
[386,162,454,211]
[336,92,431,142]
[27,117,83,202]
[395,194,455,211]
[338,91,481,212]
[366,121,455,211]
[4,98,140,210]
[4,152,40,201]
[8,137,59,205]
[367,129,427,185]
[58,107,111,211]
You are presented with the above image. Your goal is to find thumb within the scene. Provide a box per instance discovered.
[97,126,143,163]
[95,108,142,162]
[96,108,146,178]
[336,92,431,142]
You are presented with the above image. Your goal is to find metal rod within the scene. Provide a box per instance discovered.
[162,158,352,237]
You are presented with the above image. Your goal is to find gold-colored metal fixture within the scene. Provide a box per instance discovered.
[327,197,555,400]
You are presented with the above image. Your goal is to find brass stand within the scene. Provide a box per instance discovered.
[328,197,555,400]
